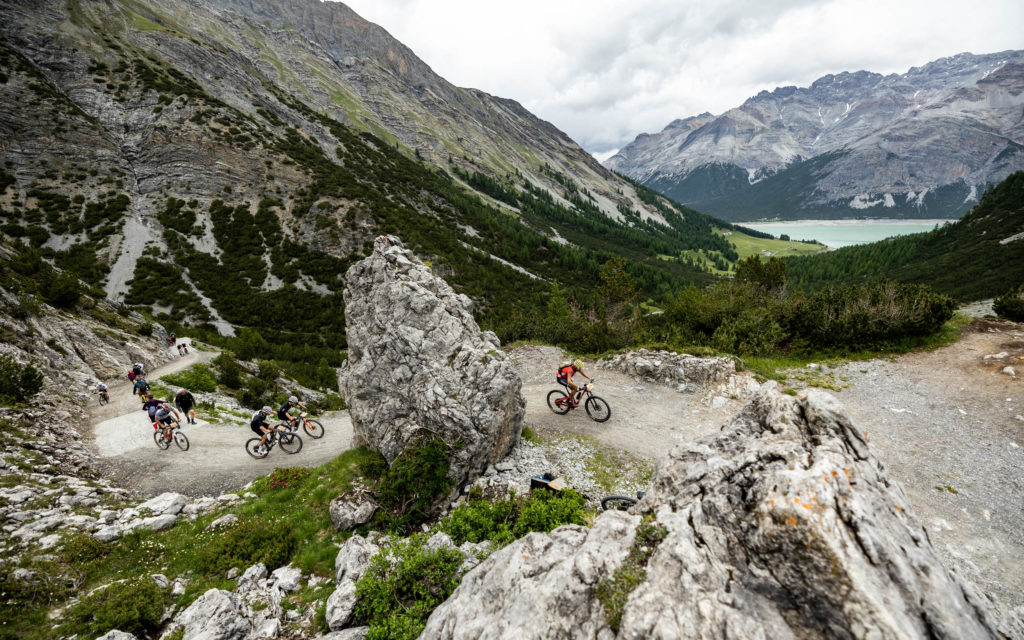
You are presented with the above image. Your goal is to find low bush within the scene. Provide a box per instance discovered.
[62,577,166,638]
[994,284,1024,321]
[251,467,310,493]
[439,488,590,547]
[201,518,297,574]
[373,438,454,533]
[353,534,463,640]
[161,363,217,392]
[0,355,44,405]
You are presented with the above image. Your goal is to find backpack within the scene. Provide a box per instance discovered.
[556,360,575,378]
[128,370,136,381]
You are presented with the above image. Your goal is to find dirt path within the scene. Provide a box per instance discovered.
[89,340,354,497]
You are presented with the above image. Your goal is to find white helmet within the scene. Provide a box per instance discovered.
[288,395,298,403]
[261,406,272,414]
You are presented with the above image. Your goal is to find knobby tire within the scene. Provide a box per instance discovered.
[601,495,637,511]
[154,430,170,450]
[174,430,190,451]
[585,396,611,422]
[245,437,268,459]
[303,419,324,439]
[279,432,303,454]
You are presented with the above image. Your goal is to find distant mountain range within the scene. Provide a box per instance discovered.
[605,51,1024,221]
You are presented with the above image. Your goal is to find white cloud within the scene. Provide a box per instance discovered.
[337,0,1024,154]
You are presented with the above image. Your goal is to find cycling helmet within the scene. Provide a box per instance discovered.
[288,395,298,403]
[146,393,154,399]
[261,406,272,414]
[572,358,583,369]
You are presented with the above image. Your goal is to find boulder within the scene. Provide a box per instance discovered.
[138,492,187,516]
[96,631,138,640]
[328,491,378,531]
[340,235,526,487]
[421,384,1011,639]
[172,588,249,640]
[325,534,385,630]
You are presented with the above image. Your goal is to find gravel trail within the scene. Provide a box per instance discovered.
[88,340,353,497]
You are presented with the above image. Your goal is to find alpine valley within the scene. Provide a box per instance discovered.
[605,50,1024,221]
[0,0,757,347]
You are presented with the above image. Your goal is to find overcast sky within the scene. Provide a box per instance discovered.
[340,0,1024,159]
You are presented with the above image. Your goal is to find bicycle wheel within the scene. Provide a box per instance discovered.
[546,390,571,415]
[302,419,324,439]
[245,438,268,459]
[154,430,170,450]
[601,495,638,511]
[174,430,190,451]
[98,394,108,406]
[585,396,611,423]
[279,432,303,454]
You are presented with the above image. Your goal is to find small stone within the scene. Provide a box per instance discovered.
[226,567,240,579]
[151,574,169,588]
[206,514,239,530]
[494,461,514,472]
[38,534,61,549]
[1002,366,1016,377]
[271,565,303,592]
[93,526,121,542]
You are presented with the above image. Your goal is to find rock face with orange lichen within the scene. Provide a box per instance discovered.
[421,383,1016,639]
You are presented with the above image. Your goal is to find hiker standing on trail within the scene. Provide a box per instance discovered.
[175,388,197,425]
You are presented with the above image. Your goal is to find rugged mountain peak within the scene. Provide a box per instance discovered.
[421,384,1016,638]
[340,235,525,487]
[607,50,1024,221]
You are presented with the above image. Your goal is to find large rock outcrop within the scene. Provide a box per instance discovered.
[421,383,1014,639]
[340,235,526,486]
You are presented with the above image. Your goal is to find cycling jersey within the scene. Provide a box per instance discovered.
[155,403,175,424]
[250,411,270,434]
[557,365,576,379]
[277,401,294,421]
[135,379,150,392]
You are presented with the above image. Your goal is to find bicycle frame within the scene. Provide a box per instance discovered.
[558,383,593,408]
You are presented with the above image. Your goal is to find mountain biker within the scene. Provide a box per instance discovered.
[143,393,161,424]
[154,400,181,440]
[557,358,592,404]
[134,377,150,400]
[132,362,146,379]
[250,405,281,454]
[93,382,109,402]
[175,388,196,424]
[277,395,307,431]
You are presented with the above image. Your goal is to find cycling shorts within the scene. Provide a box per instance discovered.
[251,423,268,436]
[556,376,568,387]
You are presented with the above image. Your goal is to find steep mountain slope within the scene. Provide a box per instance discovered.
[607,51,1024,221]
[784,171,1024,300]
[0,0,750,350]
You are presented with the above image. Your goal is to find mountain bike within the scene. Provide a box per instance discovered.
[153,420,189,451]
[96,390,109,405]
[601,491,644,511]
[546,382,611,422]
[245,428,303,459]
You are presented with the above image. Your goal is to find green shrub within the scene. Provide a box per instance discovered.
[63,577,166,637]
[161,363,217,392]
[201,518,297,573]
[212,353,243,389]
[374,438,454,533]
[251,467,310,493]
[137,321,153,336]
[0,355,44,405]
[354,534,463,640]
[994,284,1024,321]
[439,489,590,548]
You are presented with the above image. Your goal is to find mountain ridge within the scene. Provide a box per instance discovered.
[606,50,1024,221]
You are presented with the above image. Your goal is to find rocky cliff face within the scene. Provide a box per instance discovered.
[607,51,1024,221]
[421,384,1019,639]
[340,235,525,487]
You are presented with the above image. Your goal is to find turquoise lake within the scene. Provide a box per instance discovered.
[742,219,955,248]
